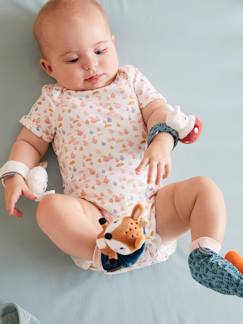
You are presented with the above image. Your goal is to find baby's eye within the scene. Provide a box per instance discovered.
[94,48,107,55]
[66,57,79,64]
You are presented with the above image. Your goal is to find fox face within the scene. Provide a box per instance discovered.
[96,203,146,258]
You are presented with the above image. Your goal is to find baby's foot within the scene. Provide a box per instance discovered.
[188,247,243,297]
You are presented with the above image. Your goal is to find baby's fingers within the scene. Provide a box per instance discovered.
[155,162,164,185]
[162,163,171,179]
[11,208,23,218]
[147,161,158,184]
[22,187,37,201]
[6,190,22,217]
[135,157,149,174]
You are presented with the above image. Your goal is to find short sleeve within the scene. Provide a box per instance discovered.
[19,85,58,143]
[132,66,166,109]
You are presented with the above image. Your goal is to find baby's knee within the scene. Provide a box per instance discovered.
[192,176,224,198]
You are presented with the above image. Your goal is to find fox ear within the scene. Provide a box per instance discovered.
[131,203,144,220]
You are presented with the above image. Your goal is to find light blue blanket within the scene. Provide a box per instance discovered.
[0,1,243,323]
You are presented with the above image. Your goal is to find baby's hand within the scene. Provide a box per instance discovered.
[135,141,172,185]
[4,174,36,218]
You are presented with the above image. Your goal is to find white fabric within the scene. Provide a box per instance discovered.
[165,105,196,139]
[0,160,30,186]
[72,236,177,275]
[19,65,165,218]
[190,236,222,253]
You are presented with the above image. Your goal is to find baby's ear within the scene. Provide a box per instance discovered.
[40,58,53,76]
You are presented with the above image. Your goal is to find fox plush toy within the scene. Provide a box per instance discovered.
[96,203,146,272]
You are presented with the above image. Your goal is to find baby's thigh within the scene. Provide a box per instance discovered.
[36,194,102,235]
[36,194,104,260]
[155,178,200,244]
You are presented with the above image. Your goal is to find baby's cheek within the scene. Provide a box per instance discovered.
[106,50,118,67]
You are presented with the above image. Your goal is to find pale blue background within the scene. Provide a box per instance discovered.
[0,1,243,323]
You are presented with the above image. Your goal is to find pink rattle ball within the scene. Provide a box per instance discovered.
[180,117,202,144]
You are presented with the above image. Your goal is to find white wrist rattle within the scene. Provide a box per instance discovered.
[165,105,202,144]
[147,104,202,147]
[0,160,55,201]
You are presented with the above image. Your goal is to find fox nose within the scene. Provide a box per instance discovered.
[105,233,112,240]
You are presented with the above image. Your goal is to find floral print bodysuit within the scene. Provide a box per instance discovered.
[20,65,176,273]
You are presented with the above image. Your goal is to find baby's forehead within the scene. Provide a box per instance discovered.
[35,1,108,35]
[34,1,110,55]
[35,2,110,56]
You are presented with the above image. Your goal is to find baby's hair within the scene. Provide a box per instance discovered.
[33,0,109,57]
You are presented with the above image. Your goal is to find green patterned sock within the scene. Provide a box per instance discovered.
[188,247,243,297]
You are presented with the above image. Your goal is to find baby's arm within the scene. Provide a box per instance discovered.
[8,127,48,167]
[4,127,49,217]
[142,99,174,149]
[136,99,174,184]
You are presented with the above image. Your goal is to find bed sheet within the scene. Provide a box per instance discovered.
[0,1,243,323]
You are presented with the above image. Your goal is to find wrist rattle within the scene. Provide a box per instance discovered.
[147,105,202,148]
[0,160,55,201]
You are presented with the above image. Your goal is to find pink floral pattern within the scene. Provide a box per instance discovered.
[20,65,176,271]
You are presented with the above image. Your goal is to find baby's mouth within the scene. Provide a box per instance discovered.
[85,73,104,83]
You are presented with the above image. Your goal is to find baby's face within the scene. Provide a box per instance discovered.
[40,9,119,91]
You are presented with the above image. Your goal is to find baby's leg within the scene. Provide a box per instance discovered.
[155,176,226,245]
[36,194,102,261]
[155,176,243,297]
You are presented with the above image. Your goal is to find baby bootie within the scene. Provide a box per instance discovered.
[188,247,243,297]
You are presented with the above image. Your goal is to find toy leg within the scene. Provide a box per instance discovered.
[36,194,102,261]
[155,176,243,297]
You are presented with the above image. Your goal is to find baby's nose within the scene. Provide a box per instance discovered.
[82,57,97,71]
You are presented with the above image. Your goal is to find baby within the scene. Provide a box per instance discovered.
[1,0,243,295]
